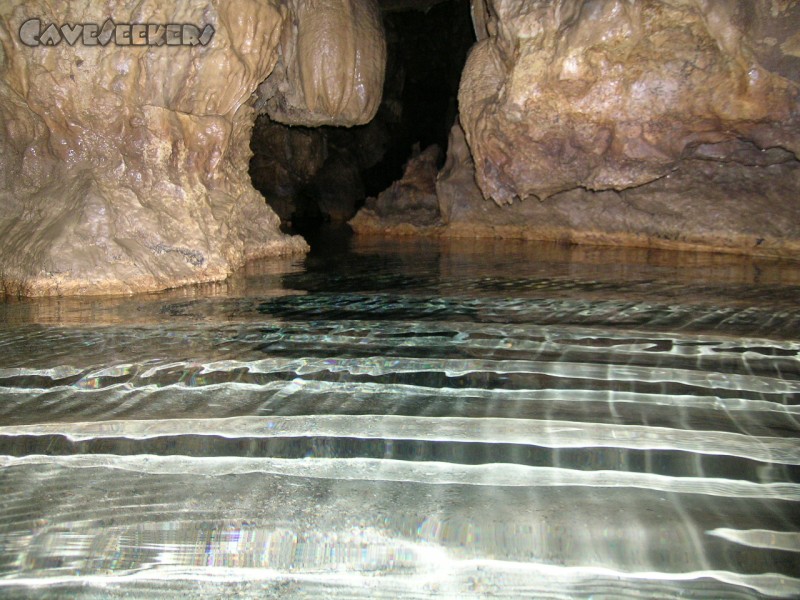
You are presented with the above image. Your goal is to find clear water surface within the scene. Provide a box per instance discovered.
[0,229,798,598]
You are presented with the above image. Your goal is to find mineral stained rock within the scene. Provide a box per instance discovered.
[353,119,800,259]
[354,0,800,258]
[0,0,386,296]
[460,0,800,204]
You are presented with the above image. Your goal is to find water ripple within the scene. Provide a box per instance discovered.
[1,236,798,598]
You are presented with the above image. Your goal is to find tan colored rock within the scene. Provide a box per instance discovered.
[0,0,305,296]
[459,0,800,204]
[353,119,800,259]
[0,0,387,297]
[352,0,800,259]
[436,118,485,224]
[257,0,386,127]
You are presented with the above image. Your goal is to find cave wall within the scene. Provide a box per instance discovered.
[352,0,800,259]
[5,0,798,298]
[0,0,385,296]
[460,0,800,203]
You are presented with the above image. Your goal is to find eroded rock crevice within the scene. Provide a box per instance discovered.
[248,0,474,228]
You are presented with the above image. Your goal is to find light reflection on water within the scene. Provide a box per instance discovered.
[0,230,798,598]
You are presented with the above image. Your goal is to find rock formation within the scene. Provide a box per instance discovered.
[256,0,386,127]
[461,0,800,204]
[249,1,472,227]
[249,116,329,223]
[350,143,442,232]
[249,112,392,225]
[352,0,800,259]
[0,0,385,296]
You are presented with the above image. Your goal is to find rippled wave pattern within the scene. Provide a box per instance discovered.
[1,235,799,598]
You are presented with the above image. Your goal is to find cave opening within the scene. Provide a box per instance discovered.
[248,0,475,236]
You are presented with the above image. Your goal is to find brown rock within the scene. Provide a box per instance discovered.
[249,116,328,222]
[349,144,442,232]
[436,118,484,224]
[312,153,365,223]
[354,119,800,259]
[353,1,800,259]
[459,0,800,204]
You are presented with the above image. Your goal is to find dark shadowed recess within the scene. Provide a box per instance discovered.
[248,0,475,232]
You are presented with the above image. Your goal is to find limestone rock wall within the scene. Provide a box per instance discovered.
[350,143,442,231]
[353,0,800,259]
[0,0,387,296]
[460,0,800,204]
[0,0,298,296]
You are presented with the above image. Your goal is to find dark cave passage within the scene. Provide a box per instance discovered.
[248,0,475,235]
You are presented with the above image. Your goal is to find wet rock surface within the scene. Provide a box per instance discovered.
[460,0,800,204]
[256,0,386,128]
[0,0,298,296]
[0,0,386,296]
[354,0,800,259]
